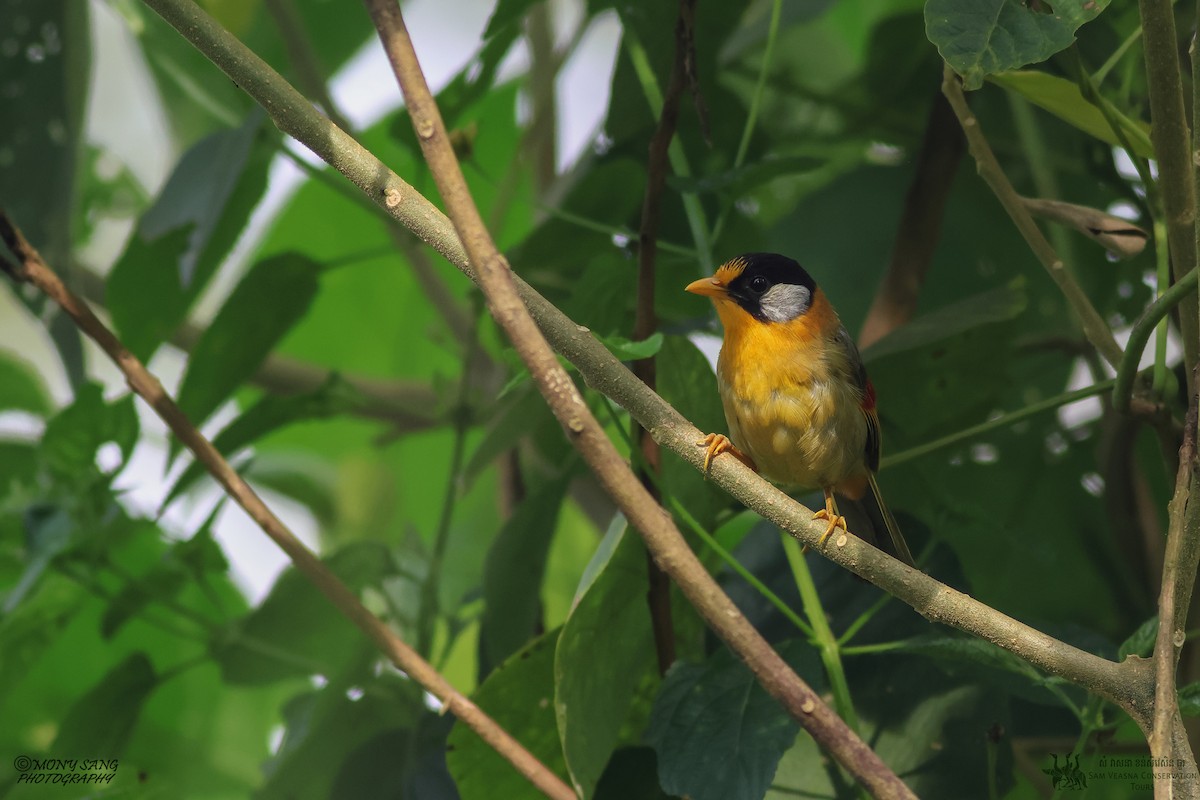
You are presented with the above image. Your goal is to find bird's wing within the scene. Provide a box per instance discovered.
[833,326,880,472]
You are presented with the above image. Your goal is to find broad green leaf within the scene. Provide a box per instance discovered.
[647,644,803,800]
[39,383,139,478]
[990,70,1153,158]
[668,155,825,195]
[480,475,571,672]
[593,747,670,800]
[555,523,656,799]
[162,374,355,510]
[214,542,393,685]
[483,0,543,39]
[1119,616,1158,660]
[51,653,158,757]
[242,455,339,526]
[926,0,1111,90]
[446,630,571,800]
[106,114,273,360]
[0,351,52,415]
[174,253,321,440]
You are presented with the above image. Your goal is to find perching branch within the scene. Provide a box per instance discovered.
[0,211,576,800]
[940,64,1125,369]
[143,0,1155,759]
[361,1,915,796]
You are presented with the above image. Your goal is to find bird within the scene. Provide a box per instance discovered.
[685,252,914,567]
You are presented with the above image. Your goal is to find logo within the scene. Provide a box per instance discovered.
[1043,753,1087,791]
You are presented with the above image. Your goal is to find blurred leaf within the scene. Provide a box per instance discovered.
[598,331,665,361]
[646,643,802,800]
[555,523,656,799]
[1180,682,1200,717]
[926,0,1111,90]
[0,352,52,415]
[656,335,729,530]
[480,474,570,671]
[51,652,158,757]
[668,155,825,195]
[242,454,339,526]
[39,383,138,478]
[259,673,422,800]
[163,374,353,510]
[175,253,321,436]
[0,0,88,268]
[106,114,273,360]
[446,630,571,800]
[484,0,542,38]
[1119,616,1158,660]
[215,542,393,685]
[3,505,73,615]
[593,747,670,800]
[990,70,1153,158]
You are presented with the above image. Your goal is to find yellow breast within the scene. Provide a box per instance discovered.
[713,292,868,489]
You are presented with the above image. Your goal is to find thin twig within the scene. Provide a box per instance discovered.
[632,0,693,676]
[140,0,1153,742]
[940,64,1124,369]
[0,210,575,800]
[1112,269,1199,414]
[360,1,915,796]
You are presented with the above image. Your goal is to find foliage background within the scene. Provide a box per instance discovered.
[0,0,1181,798]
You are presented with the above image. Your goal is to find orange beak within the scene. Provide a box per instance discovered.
[685,276,727,299]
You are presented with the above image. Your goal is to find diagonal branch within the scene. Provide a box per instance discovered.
[361,1,914,796]
[0,210,575,800]
[142,0,1152,742]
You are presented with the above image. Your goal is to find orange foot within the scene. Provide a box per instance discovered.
[697,433,756,477]
[813,489,847,546]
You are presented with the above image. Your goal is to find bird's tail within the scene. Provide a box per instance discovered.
[842,474,914,567]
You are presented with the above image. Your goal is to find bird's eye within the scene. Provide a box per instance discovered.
[749,275,770,293]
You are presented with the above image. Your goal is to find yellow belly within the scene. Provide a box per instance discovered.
[716,339,868,490]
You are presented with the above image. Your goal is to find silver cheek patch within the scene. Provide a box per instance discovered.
[759,283,812,322]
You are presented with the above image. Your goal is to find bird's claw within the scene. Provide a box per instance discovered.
[697,433,755,477]
[813,508,848,545]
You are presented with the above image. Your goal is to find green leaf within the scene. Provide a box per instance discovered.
[555,523,656,799]
[39,383,139,478]
[214,542,393,685]
[447,630,571,800]
[106,114,273,360]
[51,653,158,757]
[174,252,322,439]
[1179,682,1200,717]
[483,0,542,39]
[0,351,52,415]
[1119,616,1158,660]
[3,505,74,615]
[656,335,728,531]
[598,331,665,361]
[926,0,1111,90]
[163,372,352,508]
[593,747,670,800]
[647,644,802,800]
[990,70,1154,158]
[480,475,571,672]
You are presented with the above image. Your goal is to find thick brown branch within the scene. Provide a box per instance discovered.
[0,210,575,800]
[361,1,914,796]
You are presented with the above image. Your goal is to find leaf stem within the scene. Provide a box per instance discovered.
[1112,269,1198,413]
